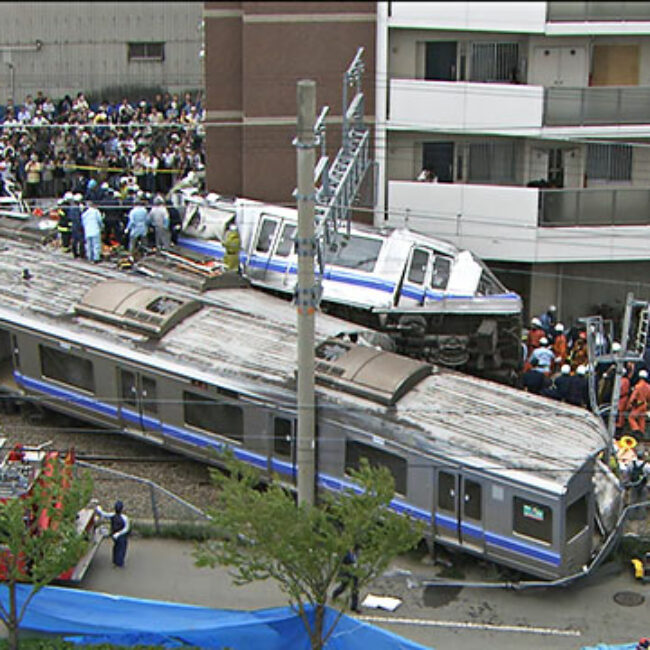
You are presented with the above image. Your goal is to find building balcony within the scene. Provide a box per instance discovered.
[547,1,650,22]
[545,87,650,126]
[389,79,543,132]
[385,180,650,263]
[387,2,546,33]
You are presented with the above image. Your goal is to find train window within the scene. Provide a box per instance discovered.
[120,370,137,406]
[183,390,243,442]
[431,256,452,290]
[513,496,553,545]
[566,494,588,541]
[275,224,296,257]
[273,417,293,457]
[438,471,456,512]
[39,345,95,393]
[345,440,407,495]
[329,235,382,273]
[142,376,158,416]
[407,249,430,285]
[255,217,278,253]
[463,479,482,521]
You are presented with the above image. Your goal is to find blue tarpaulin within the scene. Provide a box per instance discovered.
[0,584,432,649]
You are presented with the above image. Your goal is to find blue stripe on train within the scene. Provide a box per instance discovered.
[176,237,520,303]
[14,371,557,567]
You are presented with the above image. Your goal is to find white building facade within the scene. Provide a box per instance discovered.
[0,2,203,104]
[375,1,650,325]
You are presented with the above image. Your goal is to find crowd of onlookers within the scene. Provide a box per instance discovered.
[0,90,205,201]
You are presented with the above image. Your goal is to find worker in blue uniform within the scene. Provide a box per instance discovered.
[96,500,130,567]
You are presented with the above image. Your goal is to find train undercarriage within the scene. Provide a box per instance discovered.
[322,302,523,384]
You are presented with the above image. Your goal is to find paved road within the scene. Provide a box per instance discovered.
[78,538,650,650]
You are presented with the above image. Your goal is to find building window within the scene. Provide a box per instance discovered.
[128,42,165,62]
[586,144,632,182]
[468,142,516,184]
[566,494,588,541]
[183,390,243,442]
[470,43,519,83]
[345,440,407,495]
[513,496,553,545]
[40,345,95,393]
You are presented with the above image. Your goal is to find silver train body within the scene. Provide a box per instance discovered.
[0,239,621,580]
[173,190,524,382]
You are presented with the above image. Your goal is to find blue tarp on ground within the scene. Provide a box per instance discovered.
[0,584,432,649]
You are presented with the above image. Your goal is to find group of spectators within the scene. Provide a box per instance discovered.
[520,304,650,439]
[0,90,205,202]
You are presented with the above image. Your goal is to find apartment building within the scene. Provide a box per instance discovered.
[376,1,650,325]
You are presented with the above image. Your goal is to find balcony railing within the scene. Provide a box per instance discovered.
[544,86,650,126]
[547,2,650,21]
[540,188,650,227]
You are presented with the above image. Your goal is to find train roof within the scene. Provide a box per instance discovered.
[0,240,603,493]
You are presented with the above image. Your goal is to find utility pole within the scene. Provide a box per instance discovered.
[294,80,317,506]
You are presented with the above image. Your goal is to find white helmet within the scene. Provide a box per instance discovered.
[555,323,564,332]
[561,364,571,375]
[539,337,548,346]
[63,191,73,201]
[612,341,621,353]
[531,317,542,327]
[577,365,587,376]
[73,193,83,202]
[640,369,648,379]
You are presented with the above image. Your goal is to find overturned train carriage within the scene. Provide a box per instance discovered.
[0,240,621,580]
[173,191,524,383]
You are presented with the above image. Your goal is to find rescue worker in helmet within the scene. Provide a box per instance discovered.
[526,317,545,358]
[223,220,241,272]
[96,500,130,567]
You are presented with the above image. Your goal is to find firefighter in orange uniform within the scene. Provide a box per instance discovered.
[628,369,650,437]
[526,317,545,357]
[552,323,568,371]
[616,366,631,434]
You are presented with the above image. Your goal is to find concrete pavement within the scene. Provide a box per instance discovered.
[76,537,650,650]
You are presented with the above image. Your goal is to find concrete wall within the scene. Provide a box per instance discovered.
[0,2,203,102]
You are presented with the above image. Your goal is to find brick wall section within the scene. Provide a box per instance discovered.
[204,1,375,203]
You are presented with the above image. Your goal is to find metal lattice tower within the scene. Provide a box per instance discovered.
[305,48,373,292]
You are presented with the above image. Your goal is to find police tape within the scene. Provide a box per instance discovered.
[61,164,190,174]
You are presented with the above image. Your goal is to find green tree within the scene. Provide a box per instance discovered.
[194,455,423,650]
[0,455,93,650]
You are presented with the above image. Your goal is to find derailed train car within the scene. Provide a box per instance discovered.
[172,189,523,383]
[0,239,621,580]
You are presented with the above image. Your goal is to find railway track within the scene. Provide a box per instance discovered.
[0,406,217,511]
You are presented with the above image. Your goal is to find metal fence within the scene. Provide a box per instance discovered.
[76,461,211,533]
[545,86,650,126]
[539,188,650,227]
[547,2,650,21]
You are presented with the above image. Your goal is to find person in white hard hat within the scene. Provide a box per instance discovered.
[567,364,589,408]
[552,323,568,370]
[530,337,554,375]
[526,317,545,360]
[539,304,557,337]
[629,369,650,437]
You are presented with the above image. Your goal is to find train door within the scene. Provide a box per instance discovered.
[269,414,296,485]
[397,247,432,307]
[249,214,281,281]
[435,470,485,553]
[118,369,162,439]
